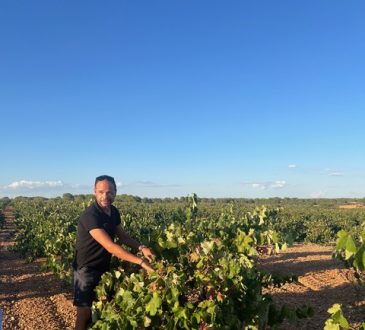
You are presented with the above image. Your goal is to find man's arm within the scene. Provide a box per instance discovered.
[115,225,140,250]
[89,228,153,272]
[115,225,155,262]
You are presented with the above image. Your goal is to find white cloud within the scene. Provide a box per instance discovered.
[271,180,286,188]
[324,168,344,176]
[0,180,95,197]
[136,181,157,186]
[288,164,297,168]
[327,172,344,177]
[250,181,287,190]
[4,180,64,190]
[251,183,265,189]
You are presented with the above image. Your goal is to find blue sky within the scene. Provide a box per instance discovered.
[0,1,364,198]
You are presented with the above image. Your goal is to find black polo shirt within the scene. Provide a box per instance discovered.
[74,202,121,272]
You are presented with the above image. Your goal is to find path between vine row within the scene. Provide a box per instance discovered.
[0,207,75,330]
[259,245,365,329]
[1,207,364,329]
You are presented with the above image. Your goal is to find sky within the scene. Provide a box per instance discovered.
[0,1,364,199]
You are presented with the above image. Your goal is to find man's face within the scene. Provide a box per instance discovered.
[94,179,116,209]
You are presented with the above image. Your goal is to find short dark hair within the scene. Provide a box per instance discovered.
[95,175,117,191]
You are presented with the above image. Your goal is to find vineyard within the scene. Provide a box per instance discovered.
[1,195,365,329]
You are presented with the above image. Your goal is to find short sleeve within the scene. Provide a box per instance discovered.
[113,207,122,226]
[80,211,102,232]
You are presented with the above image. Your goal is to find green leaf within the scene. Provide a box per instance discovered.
[192,312,201,323]
[121,290,135,309]
[336,230,348,249]
[326,304,349,330]
[271,231,278,243]
[166,230,174,242]
[166,240,178,249]
[345,236,356,260]
[234,230,253,253]
[128,318,138,327]
[324,319,340,330]
[146,292,162,316]
[144,316,151,327]
[173,306,188,320]
[201,241,214,255]
[177,236,186,244]
[114,270,122,279]
[158,237,166,248]
[328,304,341,314]
[166,287,179,304]
[338,314,349,329]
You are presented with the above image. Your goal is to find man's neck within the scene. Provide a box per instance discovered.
[96,202,111,216]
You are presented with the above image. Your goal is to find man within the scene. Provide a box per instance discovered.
[73,175,154,330]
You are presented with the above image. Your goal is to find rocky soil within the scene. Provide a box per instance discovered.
[0,207,76,330]
[259,244,365,329]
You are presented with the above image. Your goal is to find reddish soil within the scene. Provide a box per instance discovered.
[260,244,365,329]
[0,207,76,330]
[1,207,364,329]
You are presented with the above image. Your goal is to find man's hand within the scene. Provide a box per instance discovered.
[140,246,155,263]
[140,259,154,273]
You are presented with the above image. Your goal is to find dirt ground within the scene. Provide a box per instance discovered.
[259,245,365,329]
[1,207,364,330]
[0,207,76,330]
